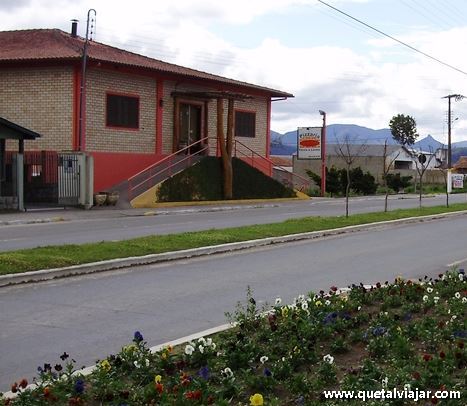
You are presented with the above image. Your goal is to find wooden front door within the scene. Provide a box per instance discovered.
[179,103,202,151]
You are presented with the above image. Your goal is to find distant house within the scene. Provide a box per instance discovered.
[0,25,292,203]
[293,144,447,185]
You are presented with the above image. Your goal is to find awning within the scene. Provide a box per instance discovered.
[0,117,41,140]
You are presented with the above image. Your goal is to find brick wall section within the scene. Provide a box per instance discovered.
[0,66,74,151]
[86,68,157,153]
[162,81,268,156]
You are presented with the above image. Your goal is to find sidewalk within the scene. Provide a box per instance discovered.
[0,198,307,226]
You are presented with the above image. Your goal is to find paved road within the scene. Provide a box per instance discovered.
[1,215,466,391]
[1,194,466,251]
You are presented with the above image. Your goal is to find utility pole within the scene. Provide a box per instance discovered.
[442,94,464,193]
[319,110,326,197]
[78,9,97,152]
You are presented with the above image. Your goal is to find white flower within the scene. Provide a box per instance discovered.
[459,273,464,281]
[298,294,305,302]
[451,315,457,321]
[404,384,411,391]
[281,357,286,362]
[382,377,388,388]
[275,297,282,306]
[145,358,150,367]
[434,297,440,304]
[198,337,206,345]
[323,354,334,364]
[184,344,195,355]
[423,295,429,302]
[198,345,204,354]
[325,300,331,306]
[211,342,217,350]
[221,367,234,379]
[206,338,213,347]
[357,306,362,311]
[462,297,467,304]
[134,360,141,368]
[454,292,461,299]
[301,302,309,311]
[260,355,268,364]
[427,287,433,293]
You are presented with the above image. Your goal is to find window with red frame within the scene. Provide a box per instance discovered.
[235,111,256,138]
[106,94,139,129]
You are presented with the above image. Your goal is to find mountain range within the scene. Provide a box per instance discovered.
[271,124,467,160]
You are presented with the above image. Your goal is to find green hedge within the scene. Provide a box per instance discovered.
[156,157,296,202]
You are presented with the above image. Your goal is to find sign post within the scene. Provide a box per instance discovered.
[452,173,464,189]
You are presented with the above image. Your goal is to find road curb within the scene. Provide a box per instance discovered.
[1,210,467,288]
[1,323,233,399]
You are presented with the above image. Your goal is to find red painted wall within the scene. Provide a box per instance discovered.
[91,151,166,191]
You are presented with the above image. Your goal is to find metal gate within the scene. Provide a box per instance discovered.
[58,153,80,205]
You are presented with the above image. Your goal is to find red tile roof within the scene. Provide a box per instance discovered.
[454,156,467,170]
[270,156,293,166]
[0,29,293,97]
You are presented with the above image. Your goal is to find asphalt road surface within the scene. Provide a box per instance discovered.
[1,194,466,252]
[1,215,466,391]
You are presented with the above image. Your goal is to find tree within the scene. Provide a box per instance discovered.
[389,114,419,146]
[384,173,412,193]
[412,147,436,208]
[381,139,400,212]
[305,166,342,197]
[334,136,367,217]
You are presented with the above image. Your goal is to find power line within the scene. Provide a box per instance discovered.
[316,0,467,76]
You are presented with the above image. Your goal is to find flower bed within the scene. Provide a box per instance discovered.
[2,271,466,405]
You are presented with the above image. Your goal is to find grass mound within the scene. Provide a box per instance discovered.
[156,157,296,202]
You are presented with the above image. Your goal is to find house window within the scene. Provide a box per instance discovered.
[106,94,139,129]
[235,111,256,138]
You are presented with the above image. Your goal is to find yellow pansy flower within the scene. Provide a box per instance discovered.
[250,393,264,405]
[100,359,111,372]
[154,375,162,384]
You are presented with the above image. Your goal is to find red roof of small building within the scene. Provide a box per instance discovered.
[270,156,293,167]
[454,156,467,169]
[0,29,293,98]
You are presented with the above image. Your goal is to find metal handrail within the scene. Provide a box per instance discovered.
[127,136,311,200]
[128,137,209,200]
[234,139,311,191]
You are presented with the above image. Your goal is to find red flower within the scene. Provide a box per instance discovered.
[10,383,18,393]
[330,286,338,292]
[19,379,28,389]
[155,383,164,394]
[185,390,202,400]
[43,387,51,398]
[439,351,446,359]
[423,354,432,362]
[412,371,421,380]
[376,282,381,289]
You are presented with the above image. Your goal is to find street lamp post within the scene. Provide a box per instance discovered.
[442,94,464,193]
[319,110,326,197]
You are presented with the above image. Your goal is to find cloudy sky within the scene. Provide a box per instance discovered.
[3,0,467,141]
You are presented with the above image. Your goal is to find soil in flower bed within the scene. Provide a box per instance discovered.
[2,271,466,405]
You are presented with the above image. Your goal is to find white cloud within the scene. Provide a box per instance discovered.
[2,0,467,141]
